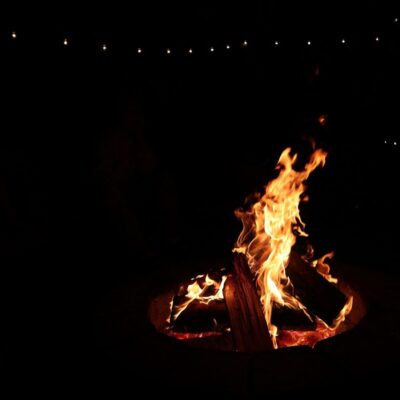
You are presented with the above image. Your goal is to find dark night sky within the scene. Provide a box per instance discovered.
[1,0,399,283]
[1,2,399,278]
[2,1,398,36]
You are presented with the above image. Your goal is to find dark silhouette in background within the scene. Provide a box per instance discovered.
[93,98,179,255]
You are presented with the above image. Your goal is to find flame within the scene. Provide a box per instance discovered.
[172,274,227,321]
[277,296,353,348]
[311,251,338,284]
[234,147,352,348]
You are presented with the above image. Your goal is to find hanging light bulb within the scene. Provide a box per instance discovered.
[243,40,248,46]
[307,40,312,46]
[63,38,68,46]
[375,36,380,42]
[341,38,346,44]
[102,43,107,51]
[188,48,193,54]
[226,44,230,50]
[210,46,214,52]
[274,40,279,46]
[11,31,17,39]
[166,48,171,54]
[137,48,142,53]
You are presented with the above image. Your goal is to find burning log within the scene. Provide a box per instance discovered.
[172,299,228,333]
[272,305,316,331]
[170,273,229,333]
[153,146,357,351]
[224,254,274,352]
[286,252,348,326]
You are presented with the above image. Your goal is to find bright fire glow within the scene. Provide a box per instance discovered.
[172,274,227,321]
[234,147,353,348]
[312,251,337,284]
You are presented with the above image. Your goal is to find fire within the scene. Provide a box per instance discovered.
[277,297,353,348]
[172,274,227,321]
[312,252,338,284]
[163,146,355,350]
[234,147,352,348]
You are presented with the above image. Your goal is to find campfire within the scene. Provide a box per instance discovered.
[150,146,362,351]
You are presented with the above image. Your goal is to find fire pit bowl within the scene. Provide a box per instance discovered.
[94,256,400,395]
[148,261,366,352]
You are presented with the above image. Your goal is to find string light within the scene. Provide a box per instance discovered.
[4,16,399,56]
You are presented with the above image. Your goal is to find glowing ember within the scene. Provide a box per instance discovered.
[278,296,353,348]
[167,331,225,340]
[234,147,353,348]
[318,114,327,126]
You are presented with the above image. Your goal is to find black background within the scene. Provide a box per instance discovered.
[2,1,400,395]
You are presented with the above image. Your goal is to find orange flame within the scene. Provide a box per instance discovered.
[234,147,351,348]
[172,274,227,321]
[312,251,338,284]
[277,296,353,348]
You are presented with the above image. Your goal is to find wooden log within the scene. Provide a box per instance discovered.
[272,305,316,331]
[172,299,228,333]
[286,252,348,326]
[224,254,274,352]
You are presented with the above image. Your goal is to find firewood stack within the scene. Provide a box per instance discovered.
[170,252,349,352]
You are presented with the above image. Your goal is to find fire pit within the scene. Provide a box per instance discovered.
[149,265,366,352]
[149,146,367,351]
[96,251,397,395]
[92,144,400,395]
